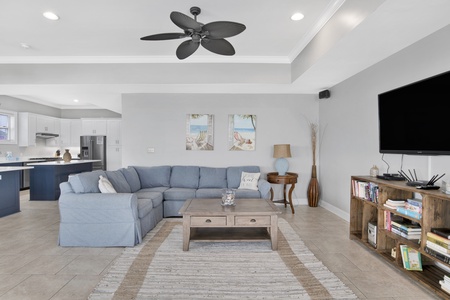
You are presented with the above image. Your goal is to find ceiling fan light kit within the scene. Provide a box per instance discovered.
[140,6,246,60]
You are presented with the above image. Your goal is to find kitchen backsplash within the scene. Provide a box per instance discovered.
[0,139,80,160]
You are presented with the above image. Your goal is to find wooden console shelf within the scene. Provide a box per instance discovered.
[350,176,450,299]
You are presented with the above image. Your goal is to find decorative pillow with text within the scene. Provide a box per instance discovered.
[98,175,117,193]
[238,172,260,190]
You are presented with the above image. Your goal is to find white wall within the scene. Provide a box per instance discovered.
[121,93,319,202]
[319,24,450,220]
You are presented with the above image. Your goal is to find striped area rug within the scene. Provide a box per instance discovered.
[89,219,357,299]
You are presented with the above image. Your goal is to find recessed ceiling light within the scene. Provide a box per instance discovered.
[291,12,304,21]
[20,43,31,49]
[73,99,79,103]
[43,11,59,21]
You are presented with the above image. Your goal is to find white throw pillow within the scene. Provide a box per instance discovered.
[238,172,260,190]
[98,175,117,193]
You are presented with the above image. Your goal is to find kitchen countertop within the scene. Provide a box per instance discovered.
[0,159,46,165]
[26,159,100,166]
[0,166,34,173]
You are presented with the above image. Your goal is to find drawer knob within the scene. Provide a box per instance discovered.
[250,219,256,223]
[205,219,212,223]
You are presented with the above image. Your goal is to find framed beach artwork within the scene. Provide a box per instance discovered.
[228,114,256,151]
[185,114,214,150]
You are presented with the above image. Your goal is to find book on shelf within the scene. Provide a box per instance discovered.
[391,220,421,232]
[351,180,378,203]
[407,198,423,208]
[427,233,450,249]
[439,280,450,294]
[391,227,421,240]
[431,228,450,239]
[427,232,450,244]
[383,203,399,210]
[400,244,423,271]
[425,246,450,264]
[426,240,450,254]
[404,202,422,213]
[384,200,405,210]
[384,211,404,232]
[396,206,422,220]
[386,199,405,205]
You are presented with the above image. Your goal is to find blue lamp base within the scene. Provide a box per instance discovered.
[275,158,289,175]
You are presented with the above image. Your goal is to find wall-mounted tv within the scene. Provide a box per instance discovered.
[378,70,450,155]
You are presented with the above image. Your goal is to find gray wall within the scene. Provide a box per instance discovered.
[319,24,450,220]
[121,93,319,203]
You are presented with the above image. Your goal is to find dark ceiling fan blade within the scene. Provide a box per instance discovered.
[170,11,202,31]
[202,22,246,39]
[140,33,187,40]
[176,40,200,59]
[201,38,235,56]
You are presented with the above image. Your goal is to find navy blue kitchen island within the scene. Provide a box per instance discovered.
[28,160,100,200]
[0,166,33,217]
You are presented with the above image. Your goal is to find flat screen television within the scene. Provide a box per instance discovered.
[378,70,450,155]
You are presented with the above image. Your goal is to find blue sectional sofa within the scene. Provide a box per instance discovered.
[58,165,271,247]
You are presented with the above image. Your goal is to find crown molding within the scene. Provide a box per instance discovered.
[0,55,290,64]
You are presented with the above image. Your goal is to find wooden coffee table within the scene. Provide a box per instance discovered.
[178,198,281,251]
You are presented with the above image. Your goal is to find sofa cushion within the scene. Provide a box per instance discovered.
[134,188,164,208]
[235,189,261,198]
[170,166,200,188]
[195,188,223,198]
[120,167,141,193]
[69,170,106,194]
[105,170,131,193]
[137,198,153,219]
[227,166,260,189]
[134,166,171,188]
[164,188,196,201]
[98,175,117,193]
[199,167,227,188]
[238,172,261,190]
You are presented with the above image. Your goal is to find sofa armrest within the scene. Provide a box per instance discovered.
[58,192,142,246]
[59,192,139,222]
[258,179,271,199]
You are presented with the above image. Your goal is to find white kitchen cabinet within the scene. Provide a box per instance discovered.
[36,115,58,134]
[81,119,107,136]
[18,112,37,147]
[107,119,121,146]
[58,119,71,148]
[70,119,82,147]
[107,145,122,171]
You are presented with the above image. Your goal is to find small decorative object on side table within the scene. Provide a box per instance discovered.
[267,172,298,214]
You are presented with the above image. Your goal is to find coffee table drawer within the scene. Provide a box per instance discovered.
[191,216,227,226]
[235,215,271,226]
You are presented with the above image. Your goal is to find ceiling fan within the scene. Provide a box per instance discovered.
[140,6,246,60]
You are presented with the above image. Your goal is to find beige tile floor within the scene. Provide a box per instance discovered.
[0,191,443,300]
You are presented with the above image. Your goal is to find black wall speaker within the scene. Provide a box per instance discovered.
[319,89,330,99]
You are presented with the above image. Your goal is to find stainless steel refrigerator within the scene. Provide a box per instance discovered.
[80,136,107,170]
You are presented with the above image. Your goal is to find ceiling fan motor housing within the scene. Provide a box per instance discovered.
[190,7,201,17]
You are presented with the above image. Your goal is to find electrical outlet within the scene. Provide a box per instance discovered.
[147,147,155,153]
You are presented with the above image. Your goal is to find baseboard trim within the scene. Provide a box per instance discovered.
[288,198,349,222]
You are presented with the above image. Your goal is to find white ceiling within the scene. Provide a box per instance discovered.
[1,0,449,113]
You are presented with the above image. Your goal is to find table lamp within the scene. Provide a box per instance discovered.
[273,144,291,175]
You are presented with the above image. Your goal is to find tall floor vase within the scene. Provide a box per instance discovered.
[307,165,319,207]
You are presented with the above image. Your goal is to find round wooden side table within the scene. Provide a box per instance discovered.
[267,172,298,214]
